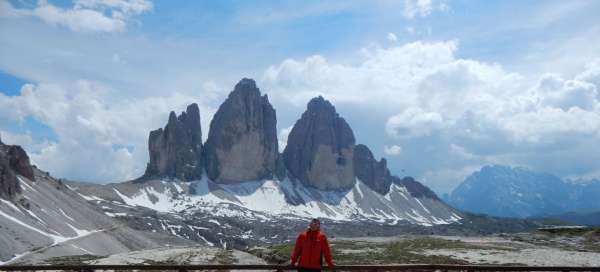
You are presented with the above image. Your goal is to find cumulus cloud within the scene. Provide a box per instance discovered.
[386,107,444,138]
[3,0,152,33]
[535,74,598,111]
[0,80,217,182]
[383,145,402,156]
[262,40,600,193]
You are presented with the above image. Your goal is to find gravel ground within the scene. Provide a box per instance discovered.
[423,235,600,266]
[425,248,600,266]
[89,246,265,265]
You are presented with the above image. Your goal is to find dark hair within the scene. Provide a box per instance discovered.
[311,218,320,223]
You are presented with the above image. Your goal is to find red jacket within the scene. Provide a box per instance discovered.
[291,230,334,269]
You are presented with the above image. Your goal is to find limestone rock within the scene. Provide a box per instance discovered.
[353,144,392,194]
[142,103,203,181]
[0,140,34,200]
[283,96,356,190]
[204,78,279,183]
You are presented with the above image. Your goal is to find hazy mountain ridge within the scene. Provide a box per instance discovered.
[447,165,600,219]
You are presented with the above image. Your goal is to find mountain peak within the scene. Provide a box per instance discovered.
[204,78,279,183]
[447,164,596,218]
[283,96,356,190]
[142,104,203,181]
[234,78,257,90]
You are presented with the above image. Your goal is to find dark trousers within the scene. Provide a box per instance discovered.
[298,268,322,272]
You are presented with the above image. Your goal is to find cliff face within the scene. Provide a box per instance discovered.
[135,78,441,204]
[0,137,34,200]
[283,96,356,190]
[353,144,393,195]
[204,78,279,183]
[143,103,203,181]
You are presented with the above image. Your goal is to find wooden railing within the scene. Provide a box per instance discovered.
[0,264,599,271]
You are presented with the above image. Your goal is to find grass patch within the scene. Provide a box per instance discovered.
[251,237,495,265]
[44,254,104,265]
[212,249,236,265]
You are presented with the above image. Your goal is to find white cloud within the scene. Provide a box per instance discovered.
[0,80,217,183]
[263,41,460,108]
[386,107,444,138]
[75,0,153,15]
[575,59,600,90]
[402,0,447,19]
[535,74,598,111]
[278,125,293,151]
[383,145,402,156]
[262,40,600,193]
[3,0,152,33]
[387,32,398,42]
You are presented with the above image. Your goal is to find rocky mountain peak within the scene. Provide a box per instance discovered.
[142,103,203,181]
[283,96,356,190]
[353,144,392,194]
[1,140,35,200]
[204,78,279,183]
[235,77,257,89]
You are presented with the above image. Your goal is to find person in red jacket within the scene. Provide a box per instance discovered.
[291,218,335,271]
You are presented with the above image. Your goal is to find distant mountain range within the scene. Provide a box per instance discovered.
[446,165,600,219]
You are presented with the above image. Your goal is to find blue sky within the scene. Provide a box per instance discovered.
[1,0,599,194]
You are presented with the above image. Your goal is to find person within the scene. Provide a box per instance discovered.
[291,218,335,272]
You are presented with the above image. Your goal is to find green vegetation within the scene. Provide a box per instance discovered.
[250,236,510,265]
[44,254,104,265]
[212,249,236,264]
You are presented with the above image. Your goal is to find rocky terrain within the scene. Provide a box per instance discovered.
[254,227,600,266]
[0,164,194,265]
[0,137,32,200]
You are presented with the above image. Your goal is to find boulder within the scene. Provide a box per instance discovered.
[204,78,279,183]
[283,96,356,190]
[142,103,203,181]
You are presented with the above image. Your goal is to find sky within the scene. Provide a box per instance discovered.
[1,0,599,195]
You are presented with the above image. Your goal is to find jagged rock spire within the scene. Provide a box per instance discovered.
[283,96,356,190]
[204,78,279,183]
[142,103,203,181]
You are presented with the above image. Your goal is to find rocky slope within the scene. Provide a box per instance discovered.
[204,78,280,183]
[447,165,600,218]
[142,103,203,181]
[0,141,197,264]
